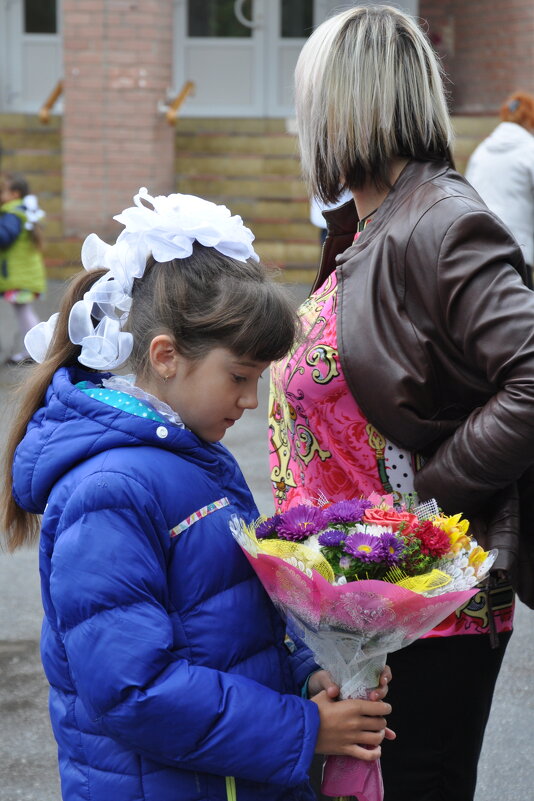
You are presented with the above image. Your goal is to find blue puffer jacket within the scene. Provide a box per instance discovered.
[12,367,320,801]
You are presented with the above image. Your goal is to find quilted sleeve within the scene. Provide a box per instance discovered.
[49,471,319,786]
[0,211,22,247]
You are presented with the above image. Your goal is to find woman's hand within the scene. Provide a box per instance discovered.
[308,666,395,758]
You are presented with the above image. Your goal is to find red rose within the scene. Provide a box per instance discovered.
[363,508,419,533]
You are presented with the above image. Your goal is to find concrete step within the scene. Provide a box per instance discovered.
[0,113,60,130]
[177,117,289,134]
[452,115,498,173]
[251,220,318,242]
[176,132,299,156]
[176,153,302,178]
[1,151,62,173]
[177,176,307,201]
[1,130,61,151]
[41,238,81,266]
[255,239,321,267]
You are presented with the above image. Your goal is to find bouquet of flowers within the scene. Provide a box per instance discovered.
[230,492,496,801]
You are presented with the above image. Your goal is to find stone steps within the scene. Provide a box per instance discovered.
[452,115,497,173]
[175,117,318,277]
[0,113,500,282]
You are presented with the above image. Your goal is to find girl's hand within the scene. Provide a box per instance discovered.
[307,664,392,701]
[311,692,394,759]
[307,669,340,700]
[308,666,395,758]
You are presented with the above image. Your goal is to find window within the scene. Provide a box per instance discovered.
[188,0,253,38]
[24,0,57,34]
[281,0,313,38]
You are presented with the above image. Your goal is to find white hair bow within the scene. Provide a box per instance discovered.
[22,194,45,231]
[24,189,259,369]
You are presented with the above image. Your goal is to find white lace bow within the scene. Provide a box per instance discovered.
[23,194,45,230]
[25,188,259,370]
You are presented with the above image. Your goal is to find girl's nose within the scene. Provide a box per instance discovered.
[239,385,259,410]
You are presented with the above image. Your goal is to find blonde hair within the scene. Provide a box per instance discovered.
[500,91,534,129]
[295,4,454,201]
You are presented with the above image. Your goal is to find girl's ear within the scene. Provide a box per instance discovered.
[148,334,179,380]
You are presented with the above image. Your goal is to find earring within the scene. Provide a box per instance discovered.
[163,375,169,383]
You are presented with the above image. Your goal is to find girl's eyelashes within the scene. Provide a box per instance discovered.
[232,374,247,383]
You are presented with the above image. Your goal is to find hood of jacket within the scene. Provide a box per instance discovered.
[480,121,534,152]
[12,366,221,515]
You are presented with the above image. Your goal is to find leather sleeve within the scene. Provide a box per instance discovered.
[414,208,534,515]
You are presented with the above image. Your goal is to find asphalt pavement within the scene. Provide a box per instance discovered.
[0,281,533,800]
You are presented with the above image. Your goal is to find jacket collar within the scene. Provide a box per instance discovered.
[312,159,450,292]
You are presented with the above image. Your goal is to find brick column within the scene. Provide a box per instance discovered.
[420,0,534,113]
[62,0,175,239]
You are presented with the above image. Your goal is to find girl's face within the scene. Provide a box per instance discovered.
[0,185,19,204]
[158,346,270,443]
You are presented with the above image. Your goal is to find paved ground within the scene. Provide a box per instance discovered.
[0,282,533,800]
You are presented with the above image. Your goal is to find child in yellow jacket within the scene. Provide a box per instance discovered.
[0,173,46,364]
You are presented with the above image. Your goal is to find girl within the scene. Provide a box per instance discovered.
[1,189,392,801]
[0,172,46,364]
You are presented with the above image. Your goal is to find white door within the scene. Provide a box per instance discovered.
[0,0,62,113]
[173,0,329,117]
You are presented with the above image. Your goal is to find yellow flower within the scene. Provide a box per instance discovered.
[468,545,489,574]
[433,513,471,553]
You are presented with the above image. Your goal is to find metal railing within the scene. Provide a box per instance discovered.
[161,81,195,125]
[39,79,64,124]
[39,78,195,126]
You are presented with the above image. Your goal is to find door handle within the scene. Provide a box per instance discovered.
[234,0,258,30]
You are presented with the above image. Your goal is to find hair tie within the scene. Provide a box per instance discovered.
[508,98,520,113]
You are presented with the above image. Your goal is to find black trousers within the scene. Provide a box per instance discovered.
[380,631,512,801]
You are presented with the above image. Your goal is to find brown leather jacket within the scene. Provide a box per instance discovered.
[318,159,534,607]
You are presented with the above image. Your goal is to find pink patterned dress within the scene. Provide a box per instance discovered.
[269,264,513,638]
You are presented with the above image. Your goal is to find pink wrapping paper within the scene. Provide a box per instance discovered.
[241,549,478,801]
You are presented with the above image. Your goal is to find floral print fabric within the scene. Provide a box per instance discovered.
[269,272,513,637]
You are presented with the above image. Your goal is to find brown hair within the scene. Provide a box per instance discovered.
[2,172,44,250]
[500,91,534,130]
[1,245,298,551]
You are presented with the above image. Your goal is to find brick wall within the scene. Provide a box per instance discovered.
[62,0,175,238]
[421,0,534,113]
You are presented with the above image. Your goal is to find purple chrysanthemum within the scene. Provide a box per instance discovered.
[344,532,383,563]
[324,499,372,525]
[277,504,328,541]
[379,533,404,564]
[318,528,346,547]
[255,515,281,539]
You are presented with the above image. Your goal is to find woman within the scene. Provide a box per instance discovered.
[466,90,534,288]
[269,6,534,801]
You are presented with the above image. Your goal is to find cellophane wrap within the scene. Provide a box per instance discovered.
[232,522,479,801]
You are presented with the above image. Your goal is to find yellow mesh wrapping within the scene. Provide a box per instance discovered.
[392,568,452,594]
[244,519,335,582]
[259,539,335,582]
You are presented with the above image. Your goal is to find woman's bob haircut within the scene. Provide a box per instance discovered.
[295,4,454,202]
